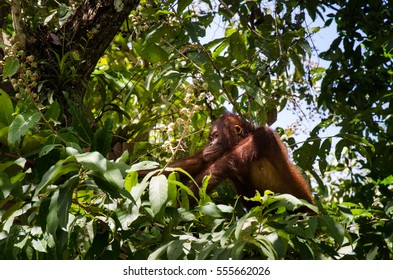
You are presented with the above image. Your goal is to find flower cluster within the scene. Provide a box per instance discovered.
[1,40,39,100]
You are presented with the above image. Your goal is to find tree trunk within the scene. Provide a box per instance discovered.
[25,0,140,118]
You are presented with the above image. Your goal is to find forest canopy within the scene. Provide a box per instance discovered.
[0,0,392,260]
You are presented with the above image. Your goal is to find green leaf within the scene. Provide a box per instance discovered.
[35,156,79,195]
[103,161,124,189]
[92,118,113,155]
[319,138,332,175]
[39,144,63,157]
[44,101,60,121]
[229,32,246,61]
[149,175,168,216]
[46,189,60,235]
[221,224,237,247]
[91,173,123,198]
[0,172,12,199]
[75,151,107,172]
[177,208,195,221]
[0,90,14,126]
[124,171,138,192]
[184,21,205,43]
[8,112,41,147]
[210,38,229,58]
[130,161,160,171]
[335,138,347,161]
[3,57,20,78]
[31,239,47,253]
[235,213,251,239]
[203,72,221,94]
[58,177,77,230]
[318,215,345,246]
[134,42,169,64]
[115,201,140,229]
[0,157,26,173]
[177,0,193,13]
[167,240,185,259]
[148,243,170,260]
[2,202,30,233]
[198,202,224,218]
[167,172,178,206]
[292,236,314,259]
[66,97,93,144]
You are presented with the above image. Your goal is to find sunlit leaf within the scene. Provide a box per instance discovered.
[198,202,224,218]
[0,90,14,126]
[167,240,185,259]
[8,112,41,147]
[149,175,168,216]
[35,156,79,194]
[3,57,20,78]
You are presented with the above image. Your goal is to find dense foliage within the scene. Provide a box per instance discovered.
[0,0,392,259]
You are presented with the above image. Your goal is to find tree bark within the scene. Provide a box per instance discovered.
[26,0,140,116]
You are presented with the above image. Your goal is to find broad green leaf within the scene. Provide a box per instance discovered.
[197,243,216,260]
[134,42,169,64]
[115,202,138,229]
[229,32,246,61]
[186,51,209,65]
[0,126,8,146]
[8,112,41,147]
[2,203,32,233]
[58,177,78,230]
[148,243,170,260]
[292,236,314,259]
[208,38,229,58]
[184,21,205,42]
[167,240,185,259]
[31,239,47,253]
[124,171,138,192]
[66,97,93,144]
[3,57,20,78]
[235,213,251,239]
[75,151,106,172]
[177,0,193,13]
[0,172,12,199]
[149,175,168,216]
[335,138,347,161]
[103,162,124,189]
[167,172,178,206]
[290,51,306,78]
[44,101,60,121]
[221,223,237,247]
[0,157,26,173]
[319,138,332,175]
[46,189,60,235]
[231,240,247,259]
[217,204,234,213]
[35,156,79,194]
[39,144,63,157]
[92,118,113,155]
[0,90,14,126]
[203,72,221,94]
[318,215,345,246]
[90,173,122,198]
[198,202,224,218]
[177,207,195,221]
[130,161,160,171]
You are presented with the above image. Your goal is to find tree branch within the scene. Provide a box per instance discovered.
[25,0,140,116]
[60,0,140,80]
